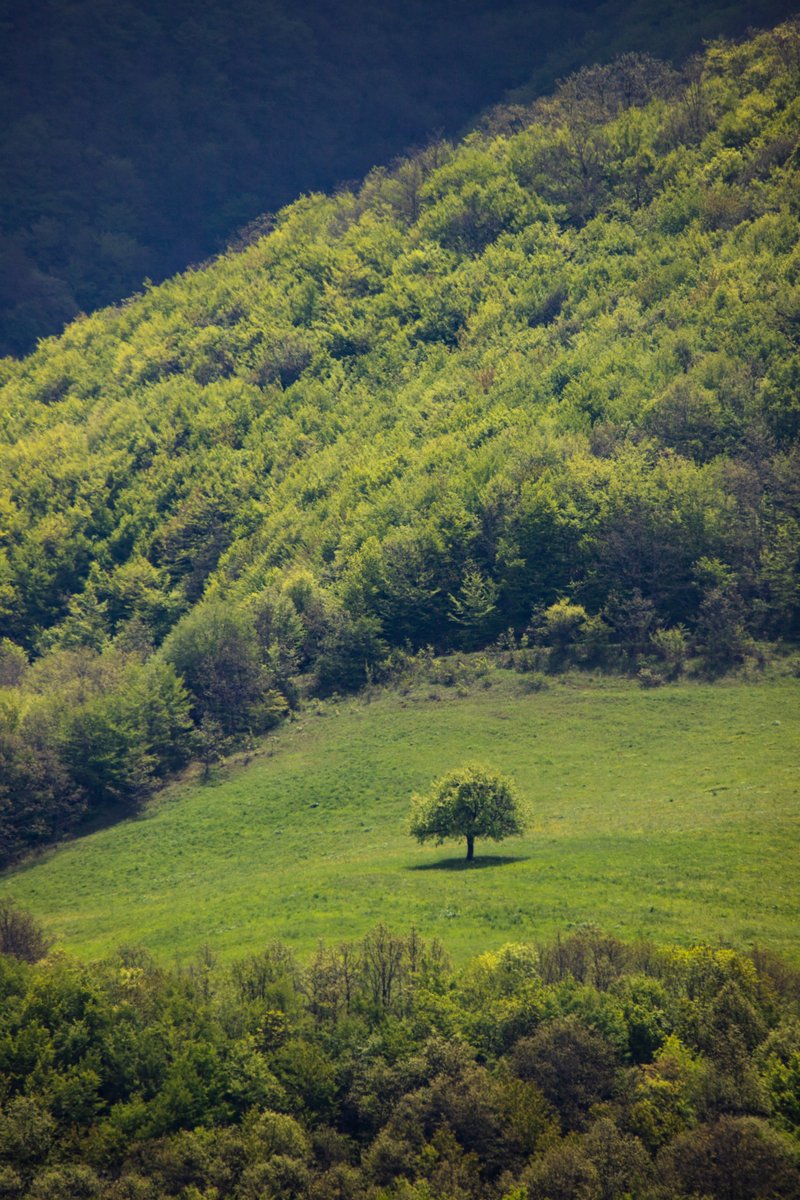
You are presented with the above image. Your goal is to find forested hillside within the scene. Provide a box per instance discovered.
[1,22,799,861]
[1,0,797,354]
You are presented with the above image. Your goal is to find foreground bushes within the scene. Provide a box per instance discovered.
[0,921,798,1198]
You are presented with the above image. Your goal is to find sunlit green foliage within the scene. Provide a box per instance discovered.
[409,764,525,860]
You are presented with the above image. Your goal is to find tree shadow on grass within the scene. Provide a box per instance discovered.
[408,855,528,872]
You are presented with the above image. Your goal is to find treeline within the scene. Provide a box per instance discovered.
[1,22,800,860]
[0,921,798,1198]
[0,642,197,863]
[2,0,796,356]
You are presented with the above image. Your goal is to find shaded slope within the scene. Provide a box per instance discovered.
[1,0,797,354]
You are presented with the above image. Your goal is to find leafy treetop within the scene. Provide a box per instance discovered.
[409,763,526,860]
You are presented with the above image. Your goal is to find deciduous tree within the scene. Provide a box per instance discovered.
[408,763,525,861]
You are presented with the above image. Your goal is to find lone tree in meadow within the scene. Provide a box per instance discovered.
[408,763,525,862]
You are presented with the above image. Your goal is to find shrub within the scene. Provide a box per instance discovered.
[650,626,688,680]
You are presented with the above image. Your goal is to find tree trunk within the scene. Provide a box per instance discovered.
[466,835,474,861]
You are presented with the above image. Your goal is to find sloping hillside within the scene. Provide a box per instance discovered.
[1,23,799,857]
[2,670,798,963]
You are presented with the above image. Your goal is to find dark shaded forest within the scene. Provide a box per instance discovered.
[1,0,797,355]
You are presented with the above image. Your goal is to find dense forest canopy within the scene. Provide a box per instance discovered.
[0,923,799,1199]
[1,0,798,354]
[0,21,799,861]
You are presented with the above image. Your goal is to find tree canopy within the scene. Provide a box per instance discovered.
[0,922,797,1198]
[409,763,526,860]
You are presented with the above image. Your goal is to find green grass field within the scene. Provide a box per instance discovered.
[2,670,798,964]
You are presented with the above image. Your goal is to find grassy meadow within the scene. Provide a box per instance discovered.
[1,669,797,964]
